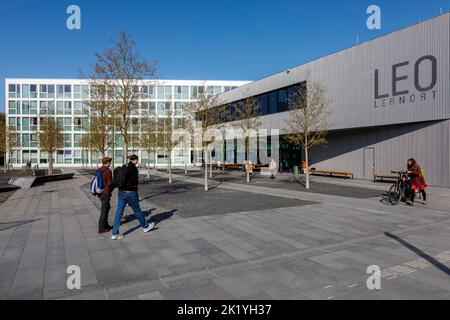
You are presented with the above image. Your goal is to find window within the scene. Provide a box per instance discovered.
[64,118,72,131]
[48,85,55,98]
[56,101,64,115]
[8,101,17,115]
[74,117,82,131]
[149,86,156,99]
[22,118,29,131]
[57,85,71,98]
[22,150,30,163]
[64,85,71,98]
[269,92,277,114]
[64,134,72,148]
[131,102,139,115]
[30,101,38,114]
[74,134,82,147]
[157,151,168,164]
[22,134,30,147]
[74,85,81,99]
[260,94,268,115]
[74,101,82,115]
[30,117,38,131]
[214,86,223,95]
[141,86,148,99]
[157,102,165,116]
[82,85,89,99]
[64,101,72,115]
[30,150,38,164]
[22,101,30,115]
[8,117,17,129]
[40,151,48,164]
[149,102,156,116]
[30,133,38,147]
[57,150,64,163]
[73,150,82,164]
[206,86,215,97]
[278,89,288,112]
[30,85,37,98]
[22,85,30,98]
[224,86,231,92]
[8,84,20,98]
[165,86,172,99]
[174,86,189,100]
[190,86,205,99]
[40,85,47,98]
[174,102,185,116]
[48,101,55,115]
[157,86,164,99]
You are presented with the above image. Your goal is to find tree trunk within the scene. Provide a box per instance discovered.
[203,149,208,191]
[48,152,54,175]
[168,157,172,184]
[147,161,150,179]
[123,141,128,164]
[305,147,310,190]
[209,150,213,178]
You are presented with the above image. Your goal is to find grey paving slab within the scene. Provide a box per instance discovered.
[1,170,450,300]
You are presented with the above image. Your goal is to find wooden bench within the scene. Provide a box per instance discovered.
[374,173,399,182]
[310,169,354,179]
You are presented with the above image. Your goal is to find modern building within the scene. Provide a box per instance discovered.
[4,79,250,168]
[210,12,450,187]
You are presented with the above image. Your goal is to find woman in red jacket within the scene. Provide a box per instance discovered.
[406,158,427,205]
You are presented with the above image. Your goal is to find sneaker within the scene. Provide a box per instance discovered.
[422,200,427,205]
[143,222,156,233]
[111,234,124,240]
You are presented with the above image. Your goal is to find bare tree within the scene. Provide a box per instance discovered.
[85,31,157,164]
[185,96,219,191]
[233,97,262,182]
[140,117,160,178]
[38,117,64,175]
[284,78,331,189]
[158,113,181,184]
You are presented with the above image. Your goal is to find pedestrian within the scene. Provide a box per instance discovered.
[111,155,155,240]
[98,157,114,234]
[269,158,278,179]
[406,158,427,206]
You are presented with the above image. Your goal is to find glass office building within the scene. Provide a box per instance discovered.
[4,79,250,168]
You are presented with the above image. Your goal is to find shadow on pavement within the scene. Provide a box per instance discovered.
[122,209,177,236]
[384,232,450,276]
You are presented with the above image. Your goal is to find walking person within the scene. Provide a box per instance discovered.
[269,158,278,179]
[406,158,427,206]
[111,155,155,240]
[98,157,114,233]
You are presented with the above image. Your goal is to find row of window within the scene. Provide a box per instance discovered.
[8,84,237,100]
[199,82,306,125]
[9,149,188,165]
[8,100,187,116]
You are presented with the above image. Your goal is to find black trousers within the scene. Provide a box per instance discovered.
[99,194,111,229]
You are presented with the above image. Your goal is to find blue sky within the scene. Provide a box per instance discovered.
[0,0,448,111]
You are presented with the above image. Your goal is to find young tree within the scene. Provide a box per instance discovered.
[284,78,331,189]
[38,117,64,175]
[140,117,160,178]
[185,96,219,191]
[158,113,181,184]
[86,31,157,164]
[233,97,262,182]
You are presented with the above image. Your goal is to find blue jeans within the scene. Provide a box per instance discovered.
[112,190,149,235]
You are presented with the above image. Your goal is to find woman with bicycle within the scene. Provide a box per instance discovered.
[406,158,427,205]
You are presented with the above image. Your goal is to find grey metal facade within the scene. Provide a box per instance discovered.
[215,13,450,187]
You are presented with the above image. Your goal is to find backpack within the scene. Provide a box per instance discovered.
[113,165,128,189]
[420,167,425,178]
[90,167,106,196]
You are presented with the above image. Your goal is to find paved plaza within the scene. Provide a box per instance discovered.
[1,168,450,300]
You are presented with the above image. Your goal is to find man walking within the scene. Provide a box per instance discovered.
[111,155,155,240]
[98,157,114,234]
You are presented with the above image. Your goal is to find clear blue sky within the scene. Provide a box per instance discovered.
[1,0,448,111]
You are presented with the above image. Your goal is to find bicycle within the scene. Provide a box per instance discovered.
[388,170,410,205]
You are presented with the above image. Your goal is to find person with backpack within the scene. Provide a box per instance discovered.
[111,155,155,240]
[406,158,427,206]
[90,157,114,234]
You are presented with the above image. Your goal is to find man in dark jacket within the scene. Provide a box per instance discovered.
[98,157,114,234]
[111,155,155,240]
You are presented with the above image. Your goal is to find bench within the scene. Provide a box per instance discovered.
[310,169,354,179]
[374,173,399,182]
